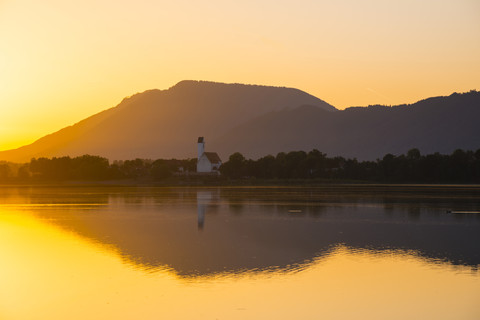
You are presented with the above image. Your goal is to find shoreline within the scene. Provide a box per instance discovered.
[1,180,480,189]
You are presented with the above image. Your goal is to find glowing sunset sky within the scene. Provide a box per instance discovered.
[1,0,479,151]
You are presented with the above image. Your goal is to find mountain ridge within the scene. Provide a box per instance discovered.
[0,81,478,162]
[212,90,480,160]
[0,80,336,162]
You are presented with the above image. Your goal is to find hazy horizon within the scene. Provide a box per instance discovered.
[0,81,477,154]
[1,0,479,150]
[1,82,478,163]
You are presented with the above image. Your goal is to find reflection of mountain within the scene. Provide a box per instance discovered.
[24,187,480,277]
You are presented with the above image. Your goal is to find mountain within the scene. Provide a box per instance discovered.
[1,81,479,163]
[212,90,480,160]
[0,80,335,162]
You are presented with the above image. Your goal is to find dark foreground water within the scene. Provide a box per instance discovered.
[0,185,479,319]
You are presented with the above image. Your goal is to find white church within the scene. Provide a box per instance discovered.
[196,137,222,174]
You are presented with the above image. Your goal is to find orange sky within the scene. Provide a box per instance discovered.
[1,0,479,151]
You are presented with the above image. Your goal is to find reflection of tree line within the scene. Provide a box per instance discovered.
[1,148,480,183]
[17,187,480,275]
[0,185,110,205]
[2,183,478,216]
[218,186,480,214]
[200,191,480,267]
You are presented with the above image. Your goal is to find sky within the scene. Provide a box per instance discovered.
[1,0,479,151]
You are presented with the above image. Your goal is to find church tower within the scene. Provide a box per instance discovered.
[197,136,205,159]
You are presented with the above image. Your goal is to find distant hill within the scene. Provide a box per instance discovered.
[0,81,479,162]
[0,80,335,162]
[212,90,480,160]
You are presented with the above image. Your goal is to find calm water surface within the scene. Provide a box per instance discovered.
[0,185,479,319]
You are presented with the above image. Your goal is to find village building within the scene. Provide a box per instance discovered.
[196,137,222,174]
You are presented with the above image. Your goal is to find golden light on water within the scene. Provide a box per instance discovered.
[0,208,478,320]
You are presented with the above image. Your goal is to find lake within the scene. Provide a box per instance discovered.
[0,185,479,319]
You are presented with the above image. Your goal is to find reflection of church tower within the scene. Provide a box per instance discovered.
[196,191,212,230]
[197,203,205,230]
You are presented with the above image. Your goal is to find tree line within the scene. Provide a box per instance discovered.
[220,148,480,183]
[0,148,479,183]
[0,155,196,182]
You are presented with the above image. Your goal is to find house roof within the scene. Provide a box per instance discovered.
[204,152,222,164]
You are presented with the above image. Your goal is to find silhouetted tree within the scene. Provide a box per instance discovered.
[305,149,327,178]
[29,155,110,180]
[17,165,31,180]
[0,163,11,181]
[120,159,151,179]
[252,155,276,179]
[407,148,421,160]
[151,160,172,180]
[220,152,247,179]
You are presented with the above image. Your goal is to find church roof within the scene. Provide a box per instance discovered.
[204,152,222,164]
